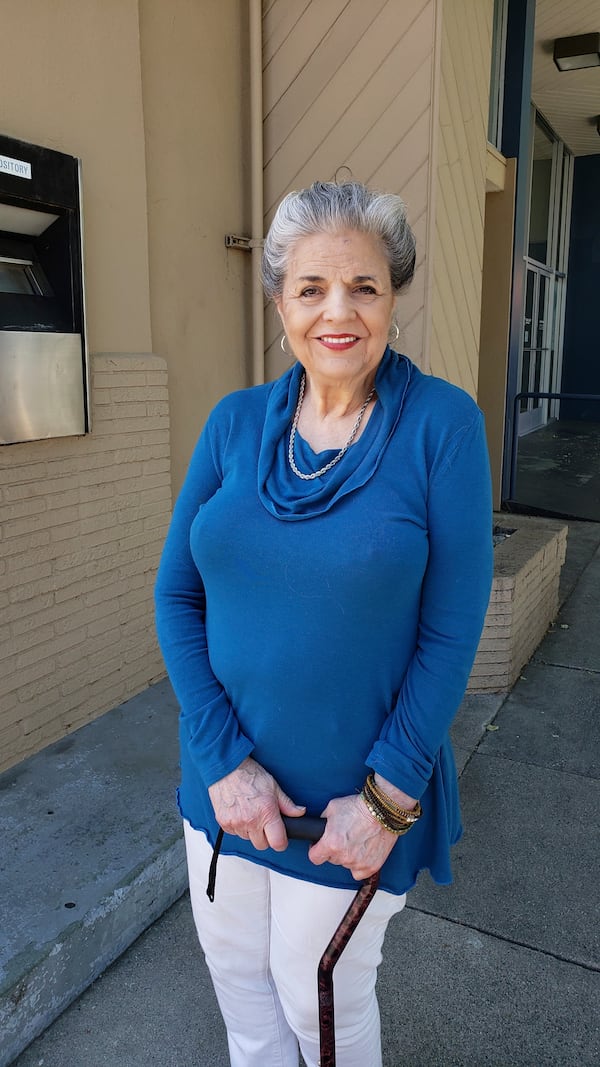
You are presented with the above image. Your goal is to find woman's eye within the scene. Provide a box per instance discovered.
[355,285,377,295]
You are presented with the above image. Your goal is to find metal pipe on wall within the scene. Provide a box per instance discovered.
[249,0,265,386]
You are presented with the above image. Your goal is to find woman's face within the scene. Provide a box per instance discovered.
[275,229,396,390]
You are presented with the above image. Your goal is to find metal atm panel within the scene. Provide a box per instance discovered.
[0,135,87,445]
[0,331,85,444]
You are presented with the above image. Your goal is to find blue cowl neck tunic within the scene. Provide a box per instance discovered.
[155,349,493,894]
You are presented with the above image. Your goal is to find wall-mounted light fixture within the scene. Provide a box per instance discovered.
[553,32,600,71]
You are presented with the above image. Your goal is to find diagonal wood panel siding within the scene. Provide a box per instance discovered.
[262,0,437,379]
[429,0,494,397]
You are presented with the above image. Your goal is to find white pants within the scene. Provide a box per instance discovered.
[184,821,406,1067]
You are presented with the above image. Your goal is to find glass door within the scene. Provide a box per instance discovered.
[520,264,553,434]
[517,112,572,437]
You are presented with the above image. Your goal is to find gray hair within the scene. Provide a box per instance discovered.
[261,180,416,299]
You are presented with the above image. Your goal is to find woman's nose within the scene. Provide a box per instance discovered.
[322,287,356,322]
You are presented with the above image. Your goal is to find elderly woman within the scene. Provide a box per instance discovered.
[154,180,492,1067]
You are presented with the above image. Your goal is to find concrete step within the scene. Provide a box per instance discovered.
[0,680,186,1067]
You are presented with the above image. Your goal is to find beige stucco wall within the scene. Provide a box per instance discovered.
[0,1,166,770]
[429,0,494,396]
[0,0,152,353]
[0,1,253,770]
[139,0,252,495]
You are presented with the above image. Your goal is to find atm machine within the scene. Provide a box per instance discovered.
[0,134,87,444]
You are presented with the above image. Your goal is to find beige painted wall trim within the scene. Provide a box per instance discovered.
[139,0,251,495]
[478,158,517,507]
[486,142,507,193]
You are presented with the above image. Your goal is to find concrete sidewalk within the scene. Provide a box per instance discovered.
[3,522,600,1066]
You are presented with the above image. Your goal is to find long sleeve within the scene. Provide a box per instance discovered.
[367,410,493,798]
[154,413,254,786]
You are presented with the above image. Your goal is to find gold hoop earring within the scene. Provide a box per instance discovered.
[280,334,290,355]
[388,322,400,344]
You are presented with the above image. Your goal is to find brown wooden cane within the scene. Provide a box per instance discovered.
[316,870,380,1066]
[283,816,380,1067]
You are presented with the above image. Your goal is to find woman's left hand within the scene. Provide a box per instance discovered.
[308,793,399,881]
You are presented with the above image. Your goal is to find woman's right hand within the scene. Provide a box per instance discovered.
[208,757,305,852]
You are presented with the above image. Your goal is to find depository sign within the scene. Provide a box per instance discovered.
[0,154,32,179]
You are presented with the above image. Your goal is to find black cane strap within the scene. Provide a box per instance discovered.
[206,827,225,902]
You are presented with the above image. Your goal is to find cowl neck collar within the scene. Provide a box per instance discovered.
[257,347,411,520]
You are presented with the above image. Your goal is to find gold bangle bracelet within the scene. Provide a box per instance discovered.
[365,774,422,823]
[362,794,414,828]
[365,773,422,819]
[360,790,414,836]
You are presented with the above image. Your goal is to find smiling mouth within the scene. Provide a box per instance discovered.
[317,334,361,347]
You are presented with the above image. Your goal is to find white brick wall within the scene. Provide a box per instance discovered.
[0,354,171,771]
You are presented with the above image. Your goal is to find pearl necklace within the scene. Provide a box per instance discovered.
[288,373,375,481]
